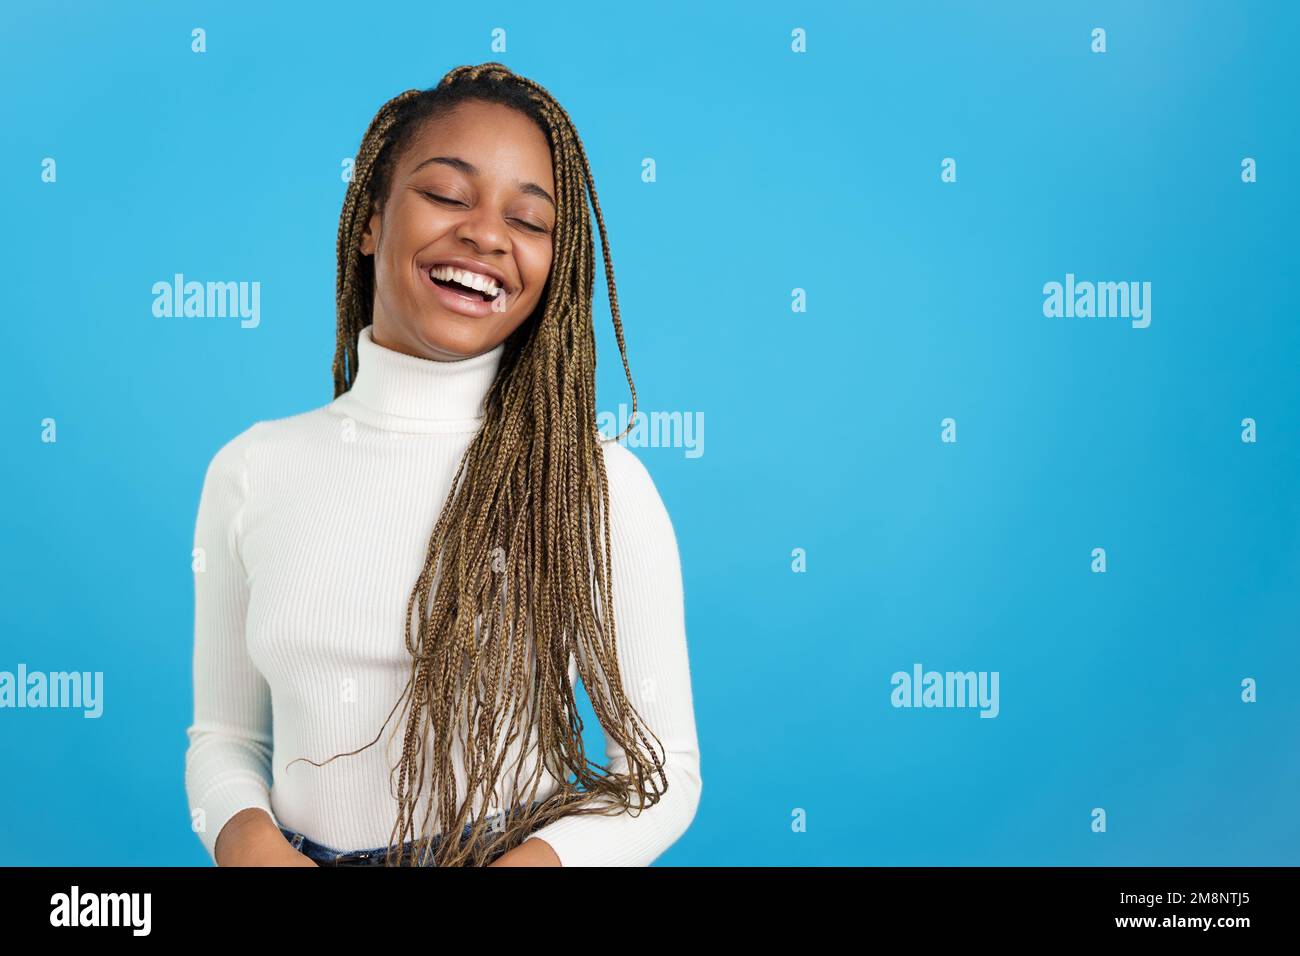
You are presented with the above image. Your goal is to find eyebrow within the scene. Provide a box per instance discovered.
[410,155,555,210]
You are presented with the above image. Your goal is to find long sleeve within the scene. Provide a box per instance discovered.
[527,442,703,866]
[183,426,277,862]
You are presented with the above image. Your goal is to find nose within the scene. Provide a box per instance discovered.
[453,203,510,255]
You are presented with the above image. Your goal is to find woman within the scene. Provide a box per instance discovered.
[184,63,702,867]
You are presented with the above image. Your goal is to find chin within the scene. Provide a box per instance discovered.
[412,315,502,359]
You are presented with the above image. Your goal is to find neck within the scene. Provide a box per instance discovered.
[334,324,505,433]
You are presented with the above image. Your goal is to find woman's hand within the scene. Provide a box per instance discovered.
[214,808,319,867]
[488,836,562,867]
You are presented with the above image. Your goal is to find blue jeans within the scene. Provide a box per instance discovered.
[277,800,544,867]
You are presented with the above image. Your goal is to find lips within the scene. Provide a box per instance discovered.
[418,264,507,319]
[419,258,509,293]
[428,268,498,302]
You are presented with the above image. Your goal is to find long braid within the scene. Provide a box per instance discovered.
[295,63,664,866]
[332,89,422,398]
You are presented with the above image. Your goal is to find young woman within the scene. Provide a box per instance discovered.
[184,63,702,867]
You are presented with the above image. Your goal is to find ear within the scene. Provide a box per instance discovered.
[359,210,380,257]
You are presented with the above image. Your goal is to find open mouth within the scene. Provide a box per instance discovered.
[425,264,504,303]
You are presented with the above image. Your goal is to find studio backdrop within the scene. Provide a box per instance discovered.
[2,0,1297,865]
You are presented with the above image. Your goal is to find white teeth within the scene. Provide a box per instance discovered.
[428,264,501,298]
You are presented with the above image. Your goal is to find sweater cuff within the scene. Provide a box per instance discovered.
[192,776,277,863]
[526,805,669,868]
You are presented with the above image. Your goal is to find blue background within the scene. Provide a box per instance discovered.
[1,1,1296,865]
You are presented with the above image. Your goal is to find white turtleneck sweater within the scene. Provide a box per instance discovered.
[184,324,702,867]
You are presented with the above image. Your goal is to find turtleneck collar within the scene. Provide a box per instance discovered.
[332,324,505,433]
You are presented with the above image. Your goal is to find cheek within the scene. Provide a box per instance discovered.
[519,242,555,290]
[381,214,434,291]
[386,199,446,256]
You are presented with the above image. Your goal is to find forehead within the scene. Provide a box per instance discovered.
[399,101,554,190]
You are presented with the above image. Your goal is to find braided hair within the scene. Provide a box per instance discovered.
[301,62,667,866]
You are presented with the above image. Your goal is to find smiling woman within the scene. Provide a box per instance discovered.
[356,94,558,359]
[184,62,703,868]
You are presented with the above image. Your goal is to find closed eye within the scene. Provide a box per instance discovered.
[420,191,549,234]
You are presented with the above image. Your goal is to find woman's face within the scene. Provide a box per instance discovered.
[359,99,556,360]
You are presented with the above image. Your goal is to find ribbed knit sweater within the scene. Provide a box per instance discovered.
[184,324,702,866]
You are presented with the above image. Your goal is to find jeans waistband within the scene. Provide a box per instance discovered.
[278,800,545,867]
